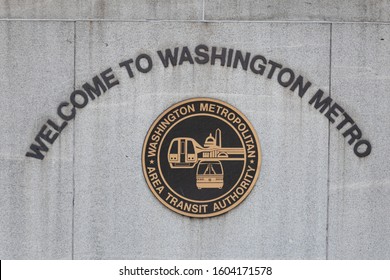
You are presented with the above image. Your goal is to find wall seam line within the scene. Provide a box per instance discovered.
[71,20,76,260]
[0,19,389,24]
[202,0,205,21]
[326,22,333,260]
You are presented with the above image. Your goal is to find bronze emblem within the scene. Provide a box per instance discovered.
[142,98,261,218]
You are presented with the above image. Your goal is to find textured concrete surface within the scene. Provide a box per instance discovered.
[205,0,390,22]
[0,21,74,259]
[328,23,390,259]
[0,0,203,20]
[72,21,329,259]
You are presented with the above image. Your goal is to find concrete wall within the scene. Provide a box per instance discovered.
[0,1,389,259]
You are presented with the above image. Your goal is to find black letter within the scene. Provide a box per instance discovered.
[290,75,312,98]
[194,44,209,64]
[325,102,344,123]
[342,124,362,145]
[227,49,234,67]
[354,140,371,157]
[157,48,179,67]
[277,68,295,87]
[211,47,226,66]
[136,54,153,73]
[38,124,59,145]
[119,59,135,78]
[250,55,267,75]
[57,102,76,121]
[267,60,282,79]
[179,46,194,65]
[25,129,49,160]
[47,119,67,133]
[70,90,88,108]
[100,67,119,89]
[336,112,354,130]
[233,50,251,70]
[308,89,333,113]
[82,75,107,100]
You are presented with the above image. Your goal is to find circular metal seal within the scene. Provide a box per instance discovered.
[142,98,261,218]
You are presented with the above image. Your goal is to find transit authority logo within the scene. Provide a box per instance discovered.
[142,98,261,218]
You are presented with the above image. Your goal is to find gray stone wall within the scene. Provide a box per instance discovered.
[0,1,389,259]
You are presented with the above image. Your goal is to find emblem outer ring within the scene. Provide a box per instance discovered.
[142,97,262,218]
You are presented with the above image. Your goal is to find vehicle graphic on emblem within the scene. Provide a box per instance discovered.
[196,161,224,189]
[143,98,260,218]
[167,129,245,189]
